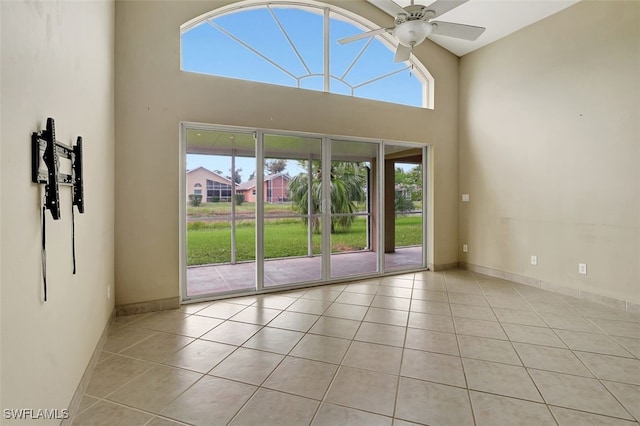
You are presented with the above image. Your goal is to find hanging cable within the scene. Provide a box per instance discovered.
[72,204,76,274]
[41,195,47,301]
[32,118,85,301]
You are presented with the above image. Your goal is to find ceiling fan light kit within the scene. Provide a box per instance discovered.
[338,0,485,62]
[394,20,433,47]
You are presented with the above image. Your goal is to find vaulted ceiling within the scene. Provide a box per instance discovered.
[385,0,581,56]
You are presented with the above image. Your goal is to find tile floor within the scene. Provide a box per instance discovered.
[73,270,640,426]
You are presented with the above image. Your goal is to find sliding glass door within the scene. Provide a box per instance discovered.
[182,124,427,301]
[383,143,425,271]
[262,134,323,287]
[184,128,257,297]
[330,140,379,279]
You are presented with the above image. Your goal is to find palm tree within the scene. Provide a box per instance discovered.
[288,161,366,233]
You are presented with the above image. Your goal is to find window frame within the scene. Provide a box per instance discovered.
[180,0,434,109]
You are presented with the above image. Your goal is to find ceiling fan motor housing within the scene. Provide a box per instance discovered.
[395,5,436,25]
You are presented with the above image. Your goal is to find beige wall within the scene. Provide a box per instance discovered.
[0,0,115,420]
[459,1,640,305]
[115,0,460,305]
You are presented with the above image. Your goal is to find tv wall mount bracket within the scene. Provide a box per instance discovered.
[31,117,84,301]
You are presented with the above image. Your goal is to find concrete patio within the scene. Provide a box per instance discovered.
[187,247,423,297]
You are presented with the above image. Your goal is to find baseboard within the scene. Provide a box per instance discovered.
[115,296,180,316]
[62,308,115,426]
[430,262,459,271]
[461,262,637,313]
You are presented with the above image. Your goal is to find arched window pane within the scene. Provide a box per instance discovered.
[329,77,352,96]
[300,75,324,92]
[329,17,370,79]
[213,9,309,77]
[181,1,432,109]
[271,7,325,75]
[355,70,423,106]
[182,22,296,87]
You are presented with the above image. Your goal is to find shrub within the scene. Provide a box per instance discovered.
[189,194,203,207]
[395,195,414,212]
[235,193,245,206]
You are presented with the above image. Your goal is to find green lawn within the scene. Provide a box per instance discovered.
[187,215,422,266]
[187,202,294,218]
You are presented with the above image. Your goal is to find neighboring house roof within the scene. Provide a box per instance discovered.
[186,166,232,184]
[236,180,256,191]
[236,173,290,191]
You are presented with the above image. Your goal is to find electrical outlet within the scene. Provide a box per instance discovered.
[107,285,111,299]
[463,244,468,253]
[462,194,470,202]
[578,263,587,275]
[531,256,537,266]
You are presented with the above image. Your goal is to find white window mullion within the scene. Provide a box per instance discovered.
[378,141,385,274]
[231,149,237,264]
[179,124,188,301]
[422,146,429,269]
[255,131,264,291]
[182,4,432,108]
[267,5,312,76]
[208,20,299,82]
[307,155,313,257]
[352,67,411,90]
[321,137,331,280]
[340,37,374,80]
[323,8,330,93]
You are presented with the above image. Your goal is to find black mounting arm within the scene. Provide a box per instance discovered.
[31,118,84,219]
[31,117,85,301]
[33,118,62,219]
[72,137,84,213]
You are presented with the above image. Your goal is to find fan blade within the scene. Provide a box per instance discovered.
[430,21,485,40]
[394,44,412,62]
[338,27,389,45]
[425,0,469,18]
[366,0,406,17]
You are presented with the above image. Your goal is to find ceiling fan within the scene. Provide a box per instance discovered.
[338,0,485,62]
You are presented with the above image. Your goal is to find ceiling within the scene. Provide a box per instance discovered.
[389,0,581,56]
[187,129,421,162]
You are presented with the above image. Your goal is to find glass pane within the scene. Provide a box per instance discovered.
[342,39,406,86]
[299,75,324,92]
[329,13,371,78]
[181,6,428,107]
[383,144,424,271]
[330,140,378,278]
[354,69,422,107]
[271,6,324,75]
[329,77,352,96]
[185,130,256,296]
[263,217,322,286]
[181,22,296,87]
[214,8,308,77]
[263,134,323,287]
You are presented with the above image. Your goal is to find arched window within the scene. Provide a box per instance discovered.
[181,0,434,109]
[194,183,202,195]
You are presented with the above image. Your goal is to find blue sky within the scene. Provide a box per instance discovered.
[183,5,422,180]
[181,6,422,104]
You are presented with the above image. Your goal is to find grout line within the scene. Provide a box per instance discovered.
[388,274,414,422]
[475,274,550,414]
[446,270,479,426]
[84,270,640,425]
